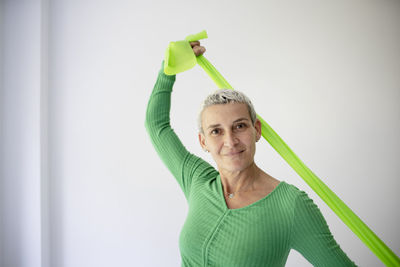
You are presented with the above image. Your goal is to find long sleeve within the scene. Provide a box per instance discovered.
[145,61,218,200]
[291,190,358,266]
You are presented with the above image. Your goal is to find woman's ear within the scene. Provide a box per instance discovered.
[198,133,208,152]
[254,119,262,142]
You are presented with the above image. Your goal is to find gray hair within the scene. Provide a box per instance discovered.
[198,89,257,133]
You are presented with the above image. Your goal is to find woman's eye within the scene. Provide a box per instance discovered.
[235,123,247,130]
[211,129,220,135]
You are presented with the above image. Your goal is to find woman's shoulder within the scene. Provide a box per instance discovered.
[260,173,293,193]
[257,171,313,203]
[279,182,323,212]
[278,180,305,194]
[271,179,313,203]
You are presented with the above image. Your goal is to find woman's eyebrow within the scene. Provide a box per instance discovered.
[207,123,221,130]
[207,118,249,129]
[233,118,249,123]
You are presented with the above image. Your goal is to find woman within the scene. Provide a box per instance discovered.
[145,41,357,266]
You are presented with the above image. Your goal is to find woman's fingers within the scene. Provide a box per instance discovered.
[190,41,200,47]
[193,45,206,56]
[190,41,206,56]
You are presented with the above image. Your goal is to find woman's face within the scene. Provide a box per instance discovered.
[199,102,261,173]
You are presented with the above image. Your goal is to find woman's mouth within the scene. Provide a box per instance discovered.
[225,150,244,156]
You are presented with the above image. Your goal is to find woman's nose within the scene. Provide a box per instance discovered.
[223,131,239,147]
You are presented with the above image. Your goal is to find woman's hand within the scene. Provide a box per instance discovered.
[190,41,206,57]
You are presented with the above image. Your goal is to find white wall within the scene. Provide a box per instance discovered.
[0,0,46,267]
[0,1,3,264]
[1,0,399,266]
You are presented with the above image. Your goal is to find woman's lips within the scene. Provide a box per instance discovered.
[224,150,244,156]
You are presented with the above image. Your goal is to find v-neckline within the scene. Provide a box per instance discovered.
[217,174,284,211]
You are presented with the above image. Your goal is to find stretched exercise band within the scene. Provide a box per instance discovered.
[163,30,400,267]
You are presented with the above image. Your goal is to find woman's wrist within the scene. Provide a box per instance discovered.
[159,60,176,80]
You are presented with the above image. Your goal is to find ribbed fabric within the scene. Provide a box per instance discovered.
[145,62,357,267]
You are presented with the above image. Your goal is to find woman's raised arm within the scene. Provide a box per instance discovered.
[145,42,216,200]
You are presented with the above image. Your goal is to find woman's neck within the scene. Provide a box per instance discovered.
[219,163,260,194]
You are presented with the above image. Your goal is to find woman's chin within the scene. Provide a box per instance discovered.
[219,160,252,173]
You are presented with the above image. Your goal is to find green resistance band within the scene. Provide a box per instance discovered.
[164,30,400,267]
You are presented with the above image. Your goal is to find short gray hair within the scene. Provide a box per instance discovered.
[198,89,257,133]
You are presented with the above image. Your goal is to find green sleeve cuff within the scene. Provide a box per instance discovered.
[159,60,176,81]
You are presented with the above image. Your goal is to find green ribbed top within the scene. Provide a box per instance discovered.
[145,62,357,267]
